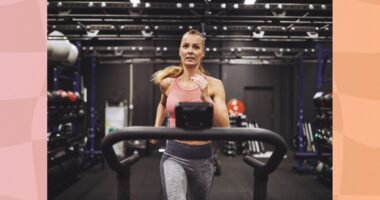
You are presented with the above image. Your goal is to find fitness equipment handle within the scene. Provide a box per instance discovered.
[101,126,287,174]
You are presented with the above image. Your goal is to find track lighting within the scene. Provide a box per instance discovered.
[244,0,256,5]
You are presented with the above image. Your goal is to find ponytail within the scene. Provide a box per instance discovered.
[151,65,183,85]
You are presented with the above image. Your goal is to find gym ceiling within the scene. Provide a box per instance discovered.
[47,0,332,65]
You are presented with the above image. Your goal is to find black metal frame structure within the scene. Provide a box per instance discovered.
[101,126,287,200]
[48,0,332,64]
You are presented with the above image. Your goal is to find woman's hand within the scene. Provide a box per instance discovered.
[191,74,213,104]
[191,74,208,90]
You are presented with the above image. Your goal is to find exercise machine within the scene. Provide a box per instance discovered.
[101,126,287,200]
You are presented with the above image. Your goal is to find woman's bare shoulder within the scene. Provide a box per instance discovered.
[205,75,223,87]
[160,77,174,92]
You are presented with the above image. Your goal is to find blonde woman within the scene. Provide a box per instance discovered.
[151,30,230,200]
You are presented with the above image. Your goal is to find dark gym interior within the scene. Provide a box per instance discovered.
[47,0,332,199]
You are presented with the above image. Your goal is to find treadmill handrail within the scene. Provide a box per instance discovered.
[101,126,287,174]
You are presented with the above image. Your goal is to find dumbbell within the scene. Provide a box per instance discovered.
[316,112,328,122]
[223,150,236,156]
[315,161,325,174]
[50,91,62,106]
[78,109,85,119]
[313,133,322,144]
[67,91,77,104]
[314,129,329,145]
[323,93,332,108]
[54,90,70,106]
[241,141,248,148]
[320,136,331,146]
[323,129,332,137]
[223,145,237,151]
[316,161,332,178]
[314,91,333,109]
[313,92,324,108]
[75,92,83,104]
[47,91,53,106]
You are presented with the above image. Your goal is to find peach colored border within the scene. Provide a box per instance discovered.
[334,0,380,199]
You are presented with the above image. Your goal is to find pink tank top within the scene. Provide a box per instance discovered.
[166,77,202,128]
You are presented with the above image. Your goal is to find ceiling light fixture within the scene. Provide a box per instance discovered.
[244,0,256,5]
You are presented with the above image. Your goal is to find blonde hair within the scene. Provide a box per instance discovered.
[151,65,183,85]
[151,30,206,85]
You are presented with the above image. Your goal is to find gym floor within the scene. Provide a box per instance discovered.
[50,152,331,200]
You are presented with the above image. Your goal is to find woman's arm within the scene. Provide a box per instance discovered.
[192,75,230,128]
[151,78,171,144]
[150,92,167,144]
[210,80,230,128]
[154,77,172,127]
[154,93,167,127]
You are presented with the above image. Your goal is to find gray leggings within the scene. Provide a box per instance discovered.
[160,141,214,200]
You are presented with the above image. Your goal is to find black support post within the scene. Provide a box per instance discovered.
[253,171,268,200]
[117,168,131,200]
